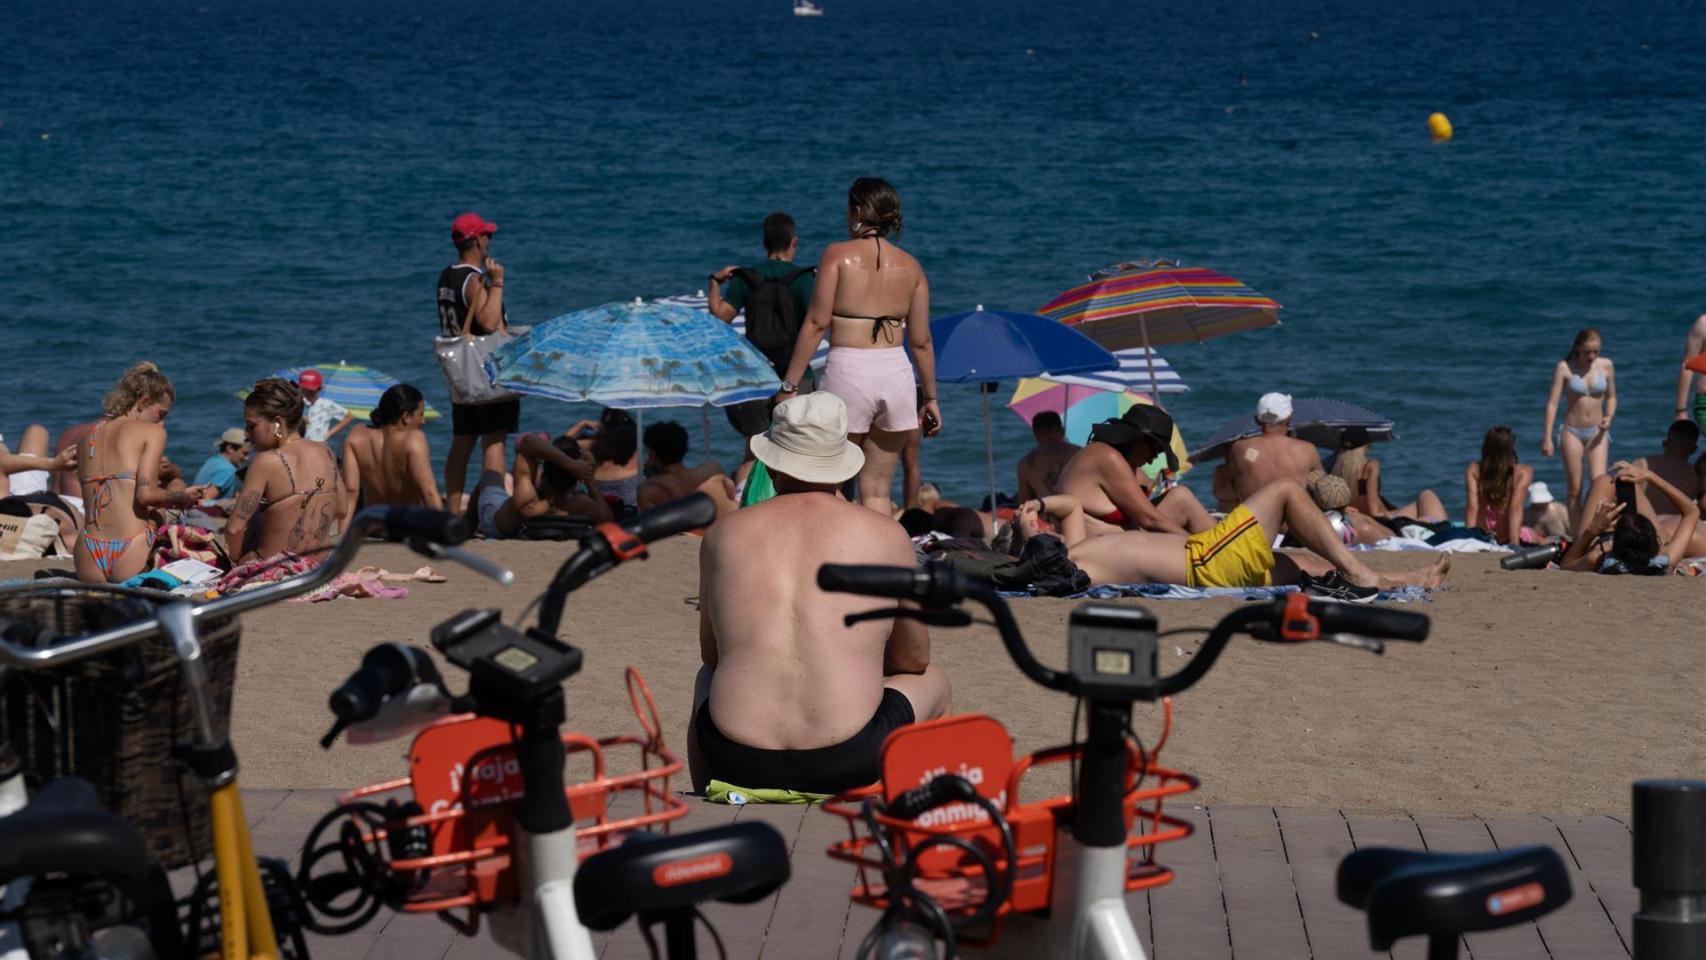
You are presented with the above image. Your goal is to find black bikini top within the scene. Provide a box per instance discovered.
[838,235,904,343]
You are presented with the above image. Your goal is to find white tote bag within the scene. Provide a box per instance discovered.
[433,325,528,405]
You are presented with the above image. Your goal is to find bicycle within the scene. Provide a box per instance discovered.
[0,506,511,959]
[302,492,790,960]
[815,560,1572,959]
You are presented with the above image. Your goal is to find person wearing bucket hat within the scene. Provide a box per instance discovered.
[1521,480,1571,539]
[1057,404,1213,536]
[689,393,951,795]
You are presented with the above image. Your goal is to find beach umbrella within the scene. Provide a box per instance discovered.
[652,291,828,372]
[1038,259,1280,400]
[1188,398,1395,463]
[490,299,779,409]
[1007,380,1193,475]
[237,362,439,420]
[930,306,1119,513]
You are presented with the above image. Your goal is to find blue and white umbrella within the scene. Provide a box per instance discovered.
[490,300,780,409]
[652,291,827,373]
[1043,347,1188,396]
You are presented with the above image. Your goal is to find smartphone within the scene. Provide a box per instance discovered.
[1615,479,1636,511]
[922,411,939,434]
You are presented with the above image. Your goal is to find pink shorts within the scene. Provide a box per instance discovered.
[820,347,919,433]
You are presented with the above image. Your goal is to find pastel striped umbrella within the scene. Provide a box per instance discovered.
[1007,381,1193,476]
[1045,346,1188,396]
[652,291,827,372]
[238,362,440,420]
[1039,260,1280,399]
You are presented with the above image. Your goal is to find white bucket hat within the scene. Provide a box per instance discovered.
[1527,481,1555,505]
[750,393,865,484]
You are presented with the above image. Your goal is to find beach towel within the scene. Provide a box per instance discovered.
[1354,536,1509,554]
[738,460,776,507]
[704,780,831,805]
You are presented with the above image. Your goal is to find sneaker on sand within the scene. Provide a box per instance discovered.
[1299,570,1379,604]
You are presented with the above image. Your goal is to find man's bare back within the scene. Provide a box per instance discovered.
[1635,452,1703,516]
[698,492,921,751]
[1226,433,1323,502]
[1017,440,1079,500]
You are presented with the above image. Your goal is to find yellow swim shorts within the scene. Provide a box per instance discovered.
[1184,504,1275,588]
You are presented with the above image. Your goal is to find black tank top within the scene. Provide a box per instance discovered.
[436,263,504,336]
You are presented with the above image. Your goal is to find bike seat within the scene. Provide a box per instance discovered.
[1337,846,1571,950]
[0,777,153,887]
[574,821,791,931]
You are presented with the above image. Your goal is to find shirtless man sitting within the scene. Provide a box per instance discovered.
[1056,405,1213,537]
[636,421,737,519]
[1625,422,1706,554]
[1015,412,1080,501]
[691,393,951,794]
[466,434,611,538]
[1212,393,1324,511]
[1016,481,1449,594]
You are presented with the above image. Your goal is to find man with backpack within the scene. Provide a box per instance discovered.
[706,212,816,440]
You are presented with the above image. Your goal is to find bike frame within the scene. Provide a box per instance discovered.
[0,510,505,959]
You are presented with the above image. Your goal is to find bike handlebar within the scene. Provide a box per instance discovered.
[817,561,1428,700]
[0,507,497,671]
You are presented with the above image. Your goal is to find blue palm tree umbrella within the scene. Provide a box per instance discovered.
[490,300,780,408]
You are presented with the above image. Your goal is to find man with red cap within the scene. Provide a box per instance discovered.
[298,369,353,443]
[436,212,518,511]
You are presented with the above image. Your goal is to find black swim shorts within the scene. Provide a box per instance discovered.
[694,688,916,795]
[451,398,521,437]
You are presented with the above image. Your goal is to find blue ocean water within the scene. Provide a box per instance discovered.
[6,0,1706,511]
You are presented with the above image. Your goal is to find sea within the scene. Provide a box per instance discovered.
[7,0,1706,512]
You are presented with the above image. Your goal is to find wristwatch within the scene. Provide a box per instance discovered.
[779,380,798,393]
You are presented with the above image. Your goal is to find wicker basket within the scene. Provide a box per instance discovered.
[0,580,241,869]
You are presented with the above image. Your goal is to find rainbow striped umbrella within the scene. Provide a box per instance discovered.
[237,362,440,420]
[1038,260,1280,397]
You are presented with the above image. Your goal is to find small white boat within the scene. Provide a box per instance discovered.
[793,0,824,16]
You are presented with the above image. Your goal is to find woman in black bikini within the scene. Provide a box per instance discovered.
[777,178,942,515]
[225,378,344,563]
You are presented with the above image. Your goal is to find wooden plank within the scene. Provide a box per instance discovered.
[762,805,857,958]
[1147,804,1230,960]
[1273,806,1372,959]
[1412,814,1548,960]
[1341,810,1426,960]
[1209,806,1310,960]
[1548,814,1635,951]
[1483,816,1628,959]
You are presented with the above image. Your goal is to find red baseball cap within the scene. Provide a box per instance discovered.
[451,212,498,245]
[298,369,324,391]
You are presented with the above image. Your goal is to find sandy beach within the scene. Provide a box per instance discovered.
[10,538,1694,817]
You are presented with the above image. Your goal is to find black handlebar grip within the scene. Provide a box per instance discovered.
[887,774,979,821]
[817,564,923,600]
[380,508,470,546]
[328,644,432,723]
[1310,601,1429,642]
[619,492,716,545]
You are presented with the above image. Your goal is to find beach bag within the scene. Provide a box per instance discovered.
[515,515,595,542]
[434,325,527,405]
[0,513,59,560]
[732,267,813,374]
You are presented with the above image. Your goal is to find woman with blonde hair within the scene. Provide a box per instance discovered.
[74,362,218,582]
[1327,426,1446,521]
[1465,425,1535,546]
[224,378,343,564]
[1541,327,1616,527]
[776,177,942,516]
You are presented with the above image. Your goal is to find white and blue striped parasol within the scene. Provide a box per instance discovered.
[653,291,827,373]
[490,299,780,408]
[1040,347,1188,395]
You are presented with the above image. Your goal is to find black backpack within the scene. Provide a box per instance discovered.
[732,266,814,374]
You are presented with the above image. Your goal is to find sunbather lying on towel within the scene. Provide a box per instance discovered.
[1015,478,1449,593]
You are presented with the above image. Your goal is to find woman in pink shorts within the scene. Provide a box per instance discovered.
[775,178,942,515]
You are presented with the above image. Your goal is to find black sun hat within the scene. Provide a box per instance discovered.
[1089,405,1178,471]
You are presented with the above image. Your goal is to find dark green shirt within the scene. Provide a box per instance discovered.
[723,259,815,317]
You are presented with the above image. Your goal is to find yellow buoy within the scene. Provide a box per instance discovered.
[1428,112,1453,142]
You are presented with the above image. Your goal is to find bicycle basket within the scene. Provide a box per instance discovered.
[0,580,241,869]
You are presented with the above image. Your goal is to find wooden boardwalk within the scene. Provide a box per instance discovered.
[235,790,1635,959]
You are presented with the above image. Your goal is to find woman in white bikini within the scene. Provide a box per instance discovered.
[1541,327,1616,529]
[777,178,942,515]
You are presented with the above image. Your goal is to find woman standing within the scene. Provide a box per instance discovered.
[1541,327,1616,527]
[74,363,217,583]
[1465,426,1535,546]
[778,178,941,515]
[225,378,343,564]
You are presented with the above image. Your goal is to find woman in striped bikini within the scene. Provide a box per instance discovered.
[74,362,218,583]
